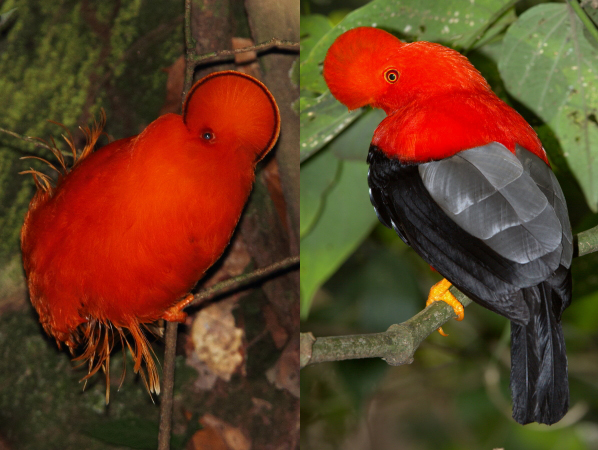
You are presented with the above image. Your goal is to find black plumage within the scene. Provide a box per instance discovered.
[367,142,572,425]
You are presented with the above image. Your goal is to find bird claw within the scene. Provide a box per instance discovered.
[162,293,195,322]
[426,278,464,336]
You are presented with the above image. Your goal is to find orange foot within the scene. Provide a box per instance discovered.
[162,293,195,322]
[426,279,464,336]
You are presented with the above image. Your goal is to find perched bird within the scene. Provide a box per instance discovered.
[323,27,572,425]
[20,71,280,399]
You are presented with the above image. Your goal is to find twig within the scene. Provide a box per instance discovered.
[182,37,300,99]
[190,37,299,65]
[182,0,195,101]
[301,226,598,368]
[567,0,598,45]
[157,321,178,450]
[188,255,299,309]
[181,0,299,101]
[157,3,193,448]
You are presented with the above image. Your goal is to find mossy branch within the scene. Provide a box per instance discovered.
[300,225,598,369]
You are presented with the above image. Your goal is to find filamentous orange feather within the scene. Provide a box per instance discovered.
[20,71,280,400]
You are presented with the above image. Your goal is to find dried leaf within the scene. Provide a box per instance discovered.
[232,37,257,65]
[187,425,229,450]
[200,414,251,450]
[191,298,245,381]
[232,37,260,77]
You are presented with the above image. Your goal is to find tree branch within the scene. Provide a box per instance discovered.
[181,0,299,101]
[300,225,598,369]
[188,255,300,309]
[157,321,178,450]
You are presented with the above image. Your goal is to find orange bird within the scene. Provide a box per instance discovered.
[20,71,280,399]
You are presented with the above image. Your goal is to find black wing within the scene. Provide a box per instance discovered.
[367,142,572,324]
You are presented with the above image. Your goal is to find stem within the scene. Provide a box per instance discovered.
[188,255,299,309]
[182,0,195,101]
[157,321,178,450]
[182,36,299,100]
[189,37,299,65]
[462,0,519,52]
[567,0,598,45]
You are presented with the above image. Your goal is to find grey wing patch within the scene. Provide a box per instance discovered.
[516,145,573,268]
[419,143,567,268]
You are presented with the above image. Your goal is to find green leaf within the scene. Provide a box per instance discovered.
[300,14,332,64]
[300,148,341,237]
[300,0,513,93]
[330,108,386,161]
[300,90,363,162]
[300,160,378,317]
[499,3,598,211]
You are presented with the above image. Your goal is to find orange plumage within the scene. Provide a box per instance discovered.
[20,71,280,398]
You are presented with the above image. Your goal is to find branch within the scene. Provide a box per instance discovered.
[181,0,299,100]
[157,321,178,450]
[300,225,598,369]
[188,255,299,309]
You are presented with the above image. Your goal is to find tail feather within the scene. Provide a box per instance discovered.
[510,278,569,425]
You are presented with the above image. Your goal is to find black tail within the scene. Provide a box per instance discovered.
[510,269,571,425]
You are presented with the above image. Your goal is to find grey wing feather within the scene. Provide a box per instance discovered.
[419,143,571,272]
[515,145,573,268]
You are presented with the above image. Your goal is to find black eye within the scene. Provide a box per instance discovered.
[384,69,399,83]
[202,131,214,140]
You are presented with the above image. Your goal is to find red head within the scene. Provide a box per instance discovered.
[323,27,491,114]
[183,71,280,163]
[323,27,546,164]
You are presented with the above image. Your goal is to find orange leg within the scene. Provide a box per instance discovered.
[162,293,195,322]
[426,279,464,336]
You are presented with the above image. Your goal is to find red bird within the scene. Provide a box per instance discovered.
[21,71,280,399]
[324,27,572,425]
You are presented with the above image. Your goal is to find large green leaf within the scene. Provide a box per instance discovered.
[301,0,513,93]
[300,14,332,64]
[300,159,378,317]
[300,90,362,162]
[300,147,341,237]
[331,108,386,161]
[499,3,598,211]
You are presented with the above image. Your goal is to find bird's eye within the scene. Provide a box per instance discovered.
[201,130,214,141]
[384,69,400,84]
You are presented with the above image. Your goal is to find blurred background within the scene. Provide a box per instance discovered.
[300,0,598,448]
[0,0,299,449]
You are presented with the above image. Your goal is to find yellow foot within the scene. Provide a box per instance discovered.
[426,279,464,336]
[162,293,195,322]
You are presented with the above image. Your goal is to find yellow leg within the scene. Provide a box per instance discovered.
[162,293,195,322]
[426,279,464,336]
